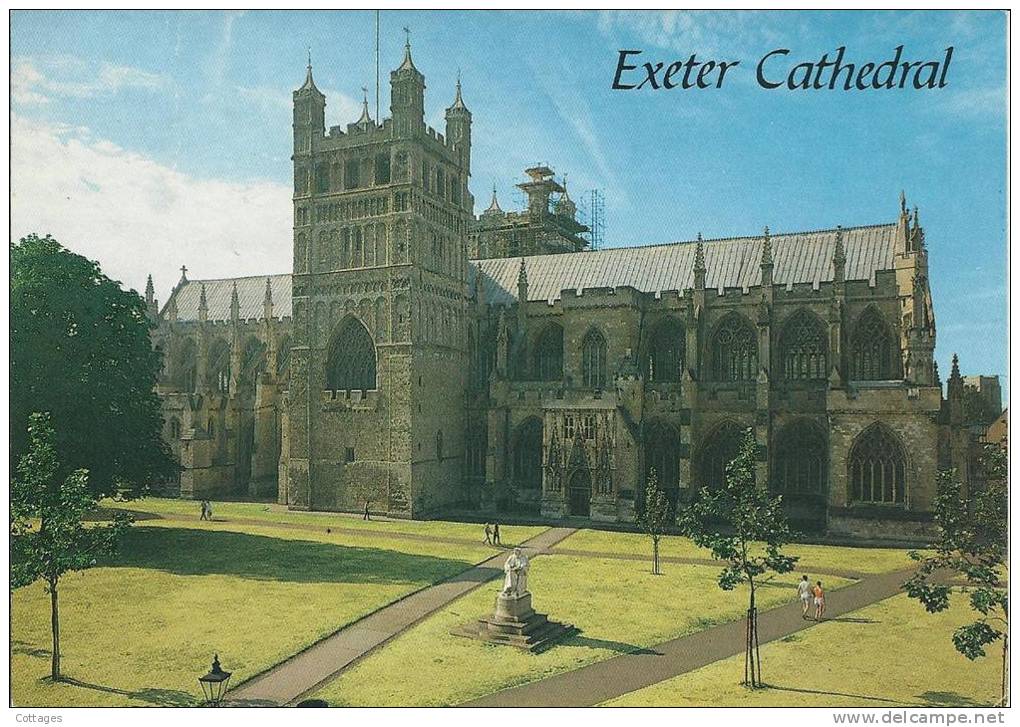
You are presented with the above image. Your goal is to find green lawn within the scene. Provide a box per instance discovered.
[12,504,513,707]
[603,593,1002,707]
[312,554,854,706]
[557,529,918,575]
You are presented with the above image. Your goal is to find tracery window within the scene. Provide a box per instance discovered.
[325,317,376,391]
[711,314,757,382]
[850,308,897,380]
[207,339,231,394]
[697,422,744,491]
[645,421,680,507]
[533,324,564,381]
[240,338,267,391]
[772,420,827,496]
[175,339,197,392]
[581,329,608,389]
[849,424,906,504]
[647,318,685,383]
[375,153,391,185]
[781,310,828,381]
[276,335,292,378]
[513,418,543,491]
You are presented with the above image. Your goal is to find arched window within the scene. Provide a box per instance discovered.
[581,328,608,389]
[467,428,487,480]
[849,424,906,504]
[696,421,745,491]
[174,339,197,392]
[772,420,827,496]
[645,421,680,508]
[241,337,267,391]
[207,339,230,394]
[533,324,564,381]
[326,317,377,391]
[513,418,543,491]
[711,314,757,382]
[169,418,181,440]
[850,308,897,380]
[647,317,685,383]
[276,335,292,378]
[780,310,828,381]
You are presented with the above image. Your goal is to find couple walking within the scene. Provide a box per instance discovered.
[484,522,502,546]
[797,575,825,620]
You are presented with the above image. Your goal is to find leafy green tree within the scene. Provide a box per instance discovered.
[638,468,672,575]
[11,413,133,681]
[904,442,1008,705]
[11,234,175,496]
[678,428,798,688]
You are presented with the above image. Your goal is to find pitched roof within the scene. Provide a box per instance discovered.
[470,223,897,304]
[164,223,898,321]
[165,274,291,322]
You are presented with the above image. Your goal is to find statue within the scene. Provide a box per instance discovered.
[502,547,529,596]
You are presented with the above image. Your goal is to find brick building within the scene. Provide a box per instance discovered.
[148,44,980,539]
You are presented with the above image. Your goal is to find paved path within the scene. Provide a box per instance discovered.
[225,526,577,706]
[461,567,915,707]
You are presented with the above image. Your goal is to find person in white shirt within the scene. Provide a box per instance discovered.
[797,575,812,619]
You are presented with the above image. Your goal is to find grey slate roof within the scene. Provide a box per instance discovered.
[166,274,292,322]
[471,224,896,304]
[165,223,897,321]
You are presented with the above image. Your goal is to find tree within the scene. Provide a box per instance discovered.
[638,468,672,575]
[11,413,132,681]
[678,428,798,688]
[904,442,1008,705]
[11,234,175,496]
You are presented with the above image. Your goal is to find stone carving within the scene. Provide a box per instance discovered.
[502,547,529,596]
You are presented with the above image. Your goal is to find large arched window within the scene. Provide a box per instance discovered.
[780,310,828,381]
[696,421,744,491]
[326,317,377,391]
[647,317,685,383]
[174,339,197,393]
[513,418,543,491]
[240,337,267,391]
[467,427,487,480]
[711,314,758,382]
[772,419,827,496]
[581,328,608,389]
[533,323,564,381]
[849,308,897,380]
[849,424,906,504]
[207,339,231,394]
[645,421,680,508]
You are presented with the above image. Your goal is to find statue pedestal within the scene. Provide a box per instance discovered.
[453,590,575,653]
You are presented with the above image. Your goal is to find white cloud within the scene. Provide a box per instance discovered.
[11,57,170,106]
[10,114,292,303]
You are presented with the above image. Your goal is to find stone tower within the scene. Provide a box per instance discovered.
[285,41,473,516]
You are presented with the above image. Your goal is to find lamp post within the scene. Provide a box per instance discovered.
[198,654,232,707]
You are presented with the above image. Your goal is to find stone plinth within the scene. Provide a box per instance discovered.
[453,591,575,653]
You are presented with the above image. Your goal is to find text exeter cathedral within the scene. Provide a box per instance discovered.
[146,41,983,539]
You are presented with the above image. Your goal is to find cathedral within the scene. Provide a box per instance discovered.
[147,41,978,540]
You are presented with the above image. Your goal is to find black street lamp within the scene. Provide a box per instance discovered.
[198,654,232,707]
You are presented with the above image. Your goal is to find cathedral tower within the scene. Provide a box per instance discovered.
[286,42,473,516]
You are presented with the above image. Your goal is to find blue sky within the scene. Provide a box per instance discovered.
[10,10,1008,399]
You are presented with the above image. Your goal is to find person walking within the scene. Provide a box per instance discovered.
[493,522,502,546]
[797,575,812,619]
[199,500,208,521]
[363,500,371,521]
[484,522,492,544]
[813,580,826,620]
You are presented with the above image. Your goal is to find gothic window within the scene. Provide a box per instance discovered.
[276,335,292,378]
[513,418,543,491]
[318,230,330,269]
[467,428,487,479]
[696,421,744,491]
[781,310,828,381]
[353,227,363,267]
[645,421,680,507]
[294,166,308,195]
[849,424,906,504]
[207,339,230,394]
[375,153,391,185]
[647,317,685,383]
[452,174,462,205]
[340,229,350,269]
[345,158,361,190]
[240,337,267,391]
[563,414,575,440]
[169,418,181,440]
[850,308,897,380]
[295,232,308,272]
[772,420,827,496]
[580,415,596,440]
[711,314,757,382]
[365,226,376,266]
[325,317,377,391]
[436,167,446,200]
[315,163,330,194]
[581,328,608,389]
[174,339,197,392]
[533,323,564,381]
[375,223,387,266]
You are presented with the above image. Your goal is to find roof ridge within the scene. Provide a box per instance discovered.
[180,273,290,285]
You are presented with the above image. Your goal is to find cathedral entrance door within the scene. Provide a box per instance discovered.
[567,469,591,517]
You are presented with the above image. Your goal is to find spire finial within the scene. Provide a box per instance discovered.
[307,46,312,70]
[403,25,410,50]
[760,225,773,267]
[518,257,528,289]
[179,265,188,283]
[485,183,502,214]
[900,190,907,214]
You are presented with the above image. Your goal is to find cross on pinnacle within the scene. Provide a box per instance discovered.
[403,26,410,48]
[180,265,187,279]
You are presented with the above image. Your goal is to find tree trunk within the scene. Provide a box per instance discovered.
[49,578,60,681]
[1002,632,1009,706]
[652,537,660,575]
[745,585,760,688]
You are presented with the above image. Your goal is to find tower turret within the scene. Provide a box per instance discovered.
[293,53,325,156]
[390,33,425,136]
[445,74,472,173]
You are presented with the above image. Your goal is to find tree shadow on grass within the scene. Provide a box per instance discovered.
[98,527,477,585]
[918,691,988,707]
[821,617,881,624]
[567,633,664,656]
[763,684,912,705]
[12,640,50,659]
[53,678,197,707]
